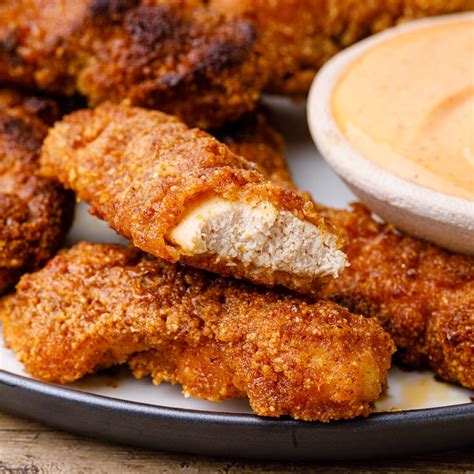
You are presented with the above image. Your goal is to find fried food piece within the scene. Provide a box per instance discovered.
[0,90,74,294]
[210,0,474,96]
[0,90,60,125]
[321,205,474,389]
[1,242,394,421]
[0,0,267,129]
[226,127,473,388]
[212,112,295,189]
[40,104,347,293]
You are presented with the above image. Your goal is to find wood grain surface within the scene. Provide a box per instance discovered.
[0,411,473,473]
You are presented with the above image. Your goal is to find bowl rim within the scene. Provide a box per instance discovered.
[307,12,474,230]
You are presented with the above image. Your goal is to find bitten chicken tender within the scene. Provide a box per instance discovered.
[0,0,268,128]
[40,104,347,293]
[0,90,74,293]
[228,123,473,388]
[210,0,474,96]
[0,242,394,421]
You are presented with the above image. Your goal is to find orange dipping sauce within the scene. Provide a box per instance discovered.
[332,18,474,201]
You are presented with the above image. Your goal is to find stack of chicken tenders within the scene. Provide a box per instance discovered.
[0,0,472,422]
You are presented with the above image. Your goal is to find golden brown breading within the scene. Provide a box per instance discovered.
[228,127,473,388]
[0,0,268,128]
[1,242,394,421]
[210,0,474,96]
[321,204,474,389]
[212,112,295,189]
[0,90,74,294]
[40,104,346,293]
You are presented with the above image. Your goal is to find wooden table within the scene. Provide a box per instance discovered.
[1,411,473,473]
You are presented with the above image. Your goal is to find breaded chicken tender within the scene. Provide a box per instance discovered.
[0,242,394,421]
[227,123,473,388]
[210,0,474,96]
[321,205,474,389]
[0,90,74,293]
[0,0,268,128]
[40,104,347,293]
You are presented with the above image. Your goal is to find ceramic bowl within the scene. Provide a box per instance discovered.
[308,13,474,255]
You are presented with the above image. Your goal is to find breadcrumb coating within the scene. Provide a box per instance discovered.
[321,205,474,389]
[210,0,474,96]
[40,104,346,293]
[0,90,74,293]
[212,112,295,189]
[0,242,394,421]
[0,0,268,128]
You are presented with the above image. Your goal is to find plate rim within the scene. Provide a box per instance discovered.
[2,368,474,461]
[2,369,473,427]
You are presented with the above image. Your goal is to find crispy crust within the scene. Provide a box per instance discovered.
[1,242,394,421]
[210,0,474,96]
[0,0,268,128]
[212,112,295,189]
[40,103,343,293]
[321,205,474,389]
[0,90,74,293]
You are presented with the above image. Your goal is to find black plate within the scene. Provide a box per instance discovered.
[1,370,473,461]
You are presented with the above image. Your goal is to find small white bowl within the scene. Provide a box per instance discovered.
[308,13,474,255]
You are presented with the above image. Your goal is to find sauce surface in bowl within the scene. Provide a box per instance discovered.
[332,18,474,201]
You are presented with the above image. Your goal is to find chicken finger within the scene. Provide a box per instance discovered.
[0,89,74,293]
[40,104,346,293]
[0,0,267,129]
[0,242,394,421]
[321,205,474,389]
[210,0,474,96]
